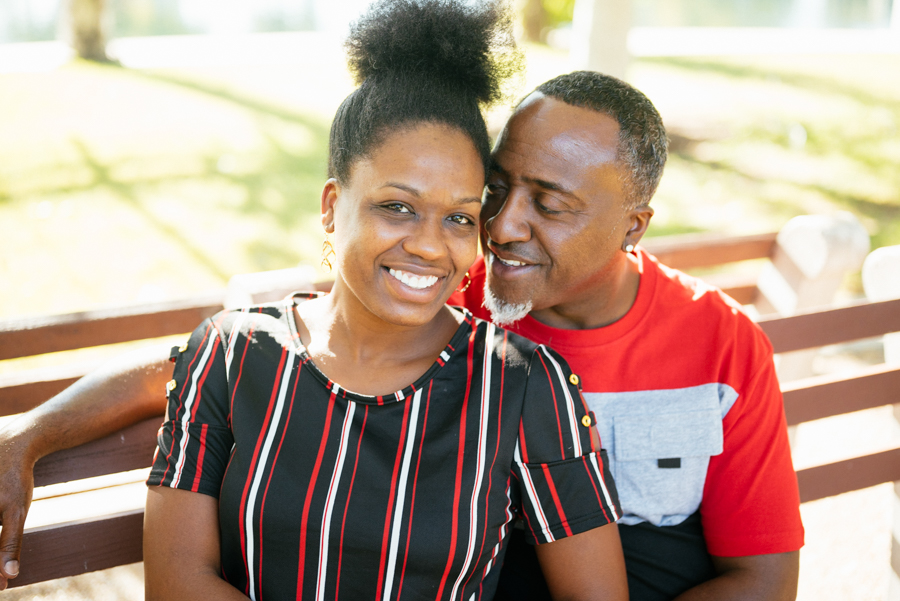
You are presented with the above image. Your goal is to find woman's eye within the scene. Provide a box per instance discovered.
[449,214,476,226]
[384,203,411,214]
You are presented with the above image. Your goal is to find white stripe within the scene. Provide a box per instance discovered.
[589,453,620,521]
[539,346,582,457]
[315,402,357,601]
[224,309,248,383]
[440,350,450,362]
[171,332,218,488]
[482,486,515,578]
[449,324,495,601]
[382,389,423,601]
[245,348,295,601]
[513,441,554,543]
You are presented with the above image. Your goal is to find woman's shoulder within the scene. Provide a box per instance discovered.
[205,296,307,348]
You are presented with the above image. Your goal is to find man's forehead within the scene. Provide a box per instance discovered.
[492,95,619,177]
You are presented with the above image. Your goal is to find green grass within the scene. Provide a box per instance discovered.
[1,48,898,320]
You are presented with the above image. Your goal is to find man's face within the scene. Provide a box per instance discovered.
[482,94,635,321]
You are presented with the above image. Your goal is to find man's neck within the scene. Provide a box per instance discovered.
[527,253,642,330]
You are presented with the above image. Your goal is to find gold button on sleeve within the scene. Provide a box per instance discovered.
[569,374,579,386]
[179,342,189,353]
[581,415,592,427]
[166,379,177,392]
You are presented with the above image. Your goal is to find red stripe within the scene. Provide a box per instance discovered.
[160,321,216,486]
[257,359,302,600]
[374,394,414,600]
[229,318,259,428]
[335,406,369,600]
[535,351,565,459]
[541,463,573,537]
[238,345,288,595]
[189,336,221,422]
[397,382,433,600]
[462,330,508,594]
[581,457,610,522]
[295,387,338,598]
[190,424,209,492]
[517,420,530,463]
[435,324,477,599]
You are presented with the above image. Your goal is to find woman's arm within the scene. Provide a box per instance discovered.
[0,345,170,589]
[144,487,249,601]
[535,522,628,601]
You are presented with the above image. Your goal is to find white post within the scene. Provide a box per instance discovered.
[862,245,900,601]
[756,212,870,382]
[569,0,632,80]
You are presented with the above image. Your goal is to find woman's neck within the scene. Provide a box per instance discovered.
[295,280,463,395]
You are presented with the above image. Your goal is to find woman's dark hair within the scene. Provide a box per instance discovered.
[328,0,521,184]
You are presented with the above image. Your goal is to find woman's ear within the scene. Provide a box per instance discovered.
[321,178,340,233]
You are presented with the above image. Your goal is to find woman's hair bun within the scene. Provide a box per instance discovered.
[345,0,521,106]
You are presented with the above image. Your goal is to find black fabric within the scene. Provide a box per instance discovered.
[495,510,716,601]
[493,527,551,601]
[619,510,717,600]
[147,298,620,600]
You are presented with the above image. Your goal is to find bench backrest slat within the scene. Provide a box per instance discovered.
[12,510,144,588]
[642,232,777,271]
[759,297,900,353]
[33,417,162,488]
[796,447,900,503]
[0,295,223,361]
[782,363,900,426]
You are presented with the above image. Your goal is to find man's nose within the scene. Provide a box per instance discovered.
[484,191,531,245]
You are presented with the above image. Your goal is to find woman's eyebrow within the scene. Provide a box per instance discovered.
[381,182,481,206]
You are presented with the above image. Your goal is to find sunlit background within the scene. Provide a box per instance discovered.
[0,0,898,599]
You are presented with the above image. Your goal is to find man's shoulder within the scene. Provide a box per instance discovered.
[643,249,768,343]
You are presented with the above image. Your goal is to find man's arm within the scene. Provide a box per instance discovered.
[0,345,170,589]
[536,522,628,601]
[674,551,799,601]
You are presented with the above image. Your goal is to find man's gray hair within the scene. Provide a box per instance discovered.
[533,71,668,209]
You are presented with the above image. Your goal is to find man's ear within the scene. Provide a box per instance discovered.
[623,204,654,249]
[321,178,340,233]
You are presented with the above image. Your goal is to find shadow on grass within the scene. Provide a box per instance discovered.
[673,151,900,248]
[19,62,335,279]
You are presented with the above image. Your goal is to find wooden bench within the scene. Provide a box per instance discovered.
[1,230,898,588]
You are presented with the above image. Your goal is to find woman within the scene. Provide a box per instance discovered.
[143,1,626,599]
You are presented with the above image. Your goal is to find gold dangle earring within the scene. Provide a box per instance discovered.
[456,271,472,293]
[321,233,336,272]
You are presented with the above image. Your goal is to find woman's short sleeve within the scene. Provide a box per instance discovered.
[147,316,234,498]
[512,344,621,544]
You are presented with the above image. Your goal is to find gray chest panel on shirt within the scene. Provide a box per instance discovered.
[584,383,738,527]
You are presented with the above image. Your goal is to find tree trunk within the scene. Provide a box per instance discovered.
[522,0,547,42]
[69,0,109,62]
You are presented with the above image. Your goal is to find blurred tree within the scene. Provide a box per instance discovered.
[69,0,110,61]
[521,0,575,42]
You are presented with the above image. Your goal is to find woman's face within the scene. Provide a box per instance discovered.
[323,123,484,328]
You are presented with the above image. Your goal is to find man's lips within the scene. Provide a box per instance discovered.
[487,247,536,269]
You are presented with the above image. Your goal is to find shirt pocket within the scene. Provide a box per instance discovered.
[612,408,723,526]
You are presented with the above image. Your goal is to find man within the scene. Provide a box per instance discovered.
[0,72,803,599]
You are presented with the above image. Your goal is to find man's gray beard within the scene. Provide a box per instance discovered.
[482,280,533,327]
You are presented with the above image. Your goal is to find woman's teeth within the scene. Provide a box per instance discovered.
[499,257,525,267]
[388,268,439,289]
